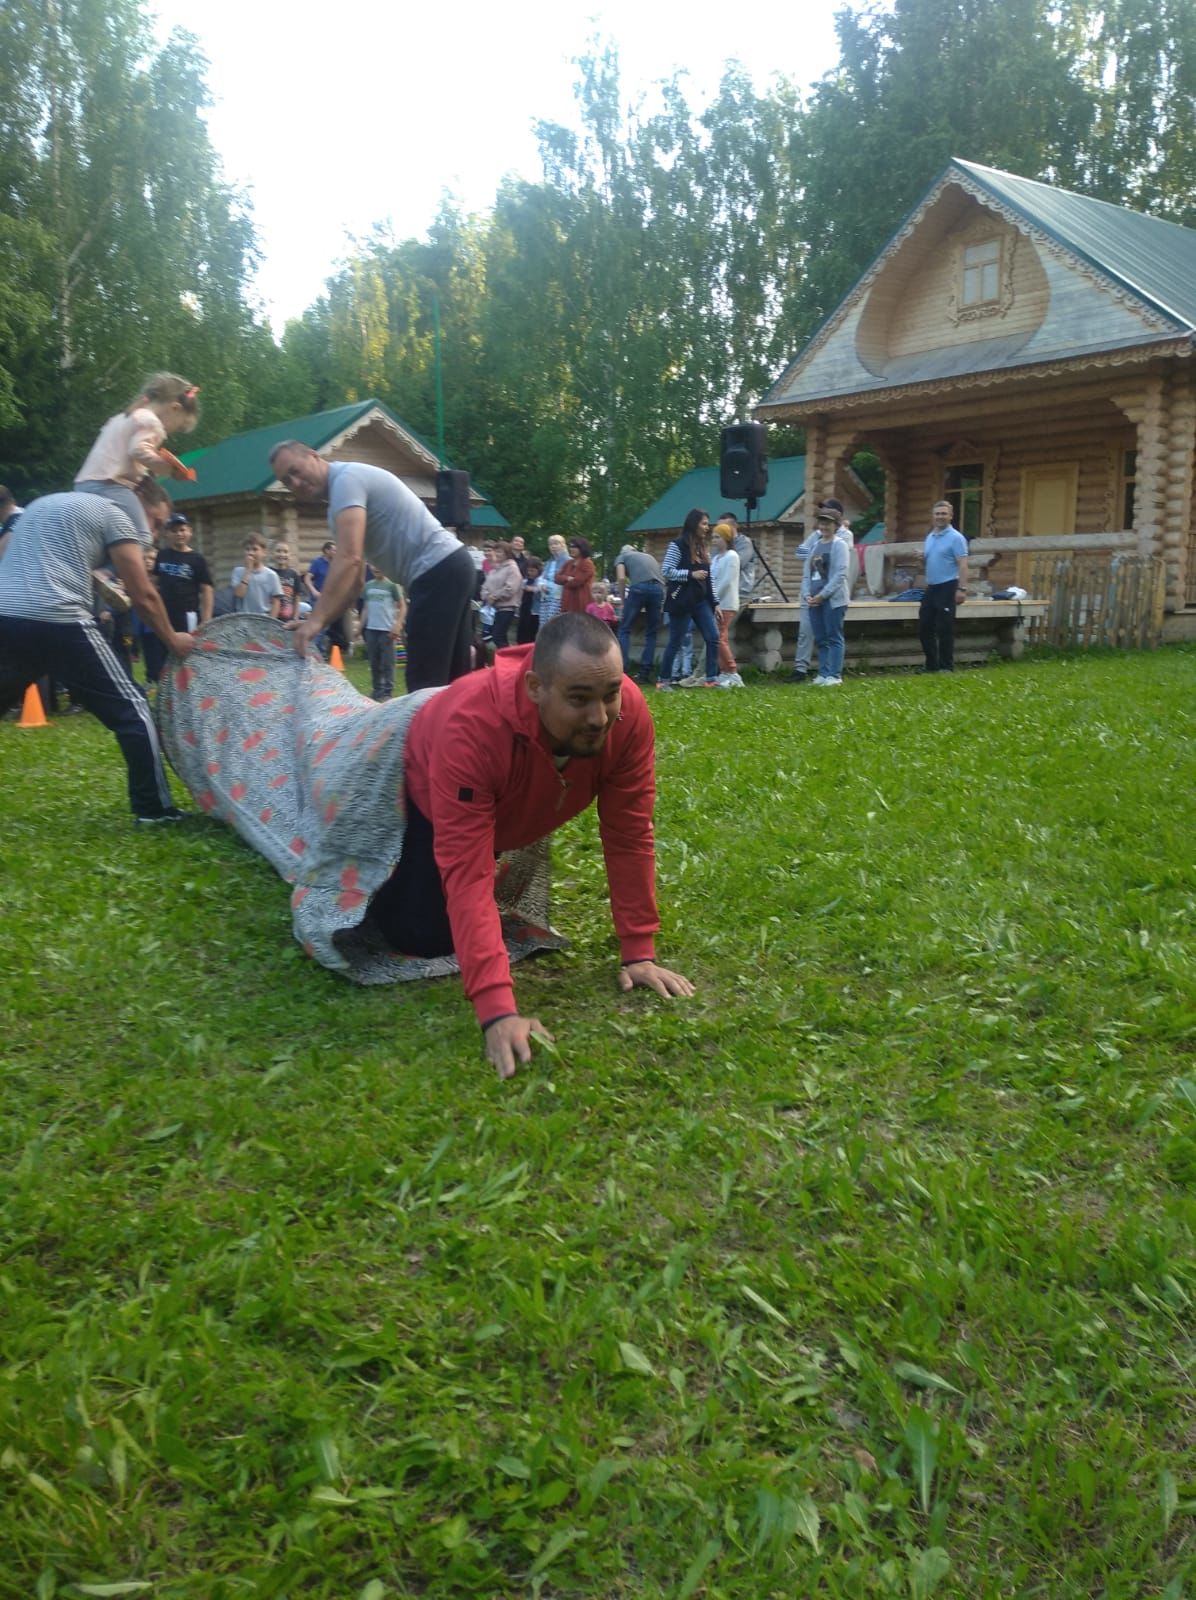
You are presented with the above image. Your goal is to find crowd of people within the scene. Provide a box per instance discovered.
[0,370,975,1076]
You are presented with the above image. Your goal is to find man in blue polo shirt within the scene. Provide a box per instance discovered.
[920,501,969,672]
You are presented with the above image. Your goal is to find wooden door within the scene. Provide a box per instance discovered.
[1018,464,1078,587]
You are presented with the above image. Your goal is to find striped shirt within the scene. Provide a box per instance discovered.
[0,492,147,622]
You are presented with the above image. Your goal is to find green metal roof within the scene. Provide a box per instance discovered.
[169,398,508,527]
[957,159,1196,331]
[627,455,807,532]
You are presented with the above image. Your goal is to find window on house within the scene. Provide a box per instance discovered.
[944,464,984,541]
[961,239,1002,308]
[1121,449,1137,529]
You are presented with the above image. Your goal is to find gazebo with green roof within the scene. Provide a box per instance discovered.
[171,399,508,583]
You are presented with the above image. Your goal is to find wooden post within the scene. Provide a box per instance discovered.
[1162,371,1196,613]
[1134,375,1167,563]
[805,417,829,514]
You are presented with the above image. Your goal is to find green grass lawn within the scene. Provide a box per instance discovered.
[1,648,1194,1599]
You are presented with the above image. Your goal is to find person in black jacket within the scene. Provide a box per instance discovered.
[656,508,721,689]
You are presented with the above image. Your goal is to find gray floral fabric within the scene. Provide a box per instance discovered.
[156,614,563,984]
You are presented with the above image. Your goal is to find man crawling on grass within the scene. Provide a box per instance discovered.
[157,611,694,1078]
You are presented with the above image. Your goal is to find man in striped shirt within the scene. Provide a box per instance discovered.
[0,481,195,822]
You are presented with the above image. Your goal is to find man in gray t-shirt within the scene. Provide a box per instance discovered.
[0,486,193,820]
[268,442,477,691]
[614,543,666,682]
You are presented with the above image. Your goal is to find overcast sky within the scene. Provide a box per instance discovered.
[150,0,844,330]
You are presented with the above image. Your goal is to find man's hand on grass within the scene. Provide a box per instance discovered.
[483,1014,554,1080]
[618,960,695,999]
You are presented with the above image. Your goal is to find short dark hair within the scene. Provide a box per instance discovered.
[135,478,172,512]
[719,510,738,522]
[532,613,621,681]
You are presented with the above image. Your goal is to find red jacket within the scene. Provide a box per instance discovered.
[404,645,659,1023]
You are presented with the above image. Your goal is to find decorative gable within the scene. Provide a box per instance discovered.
[760,164,1186,419]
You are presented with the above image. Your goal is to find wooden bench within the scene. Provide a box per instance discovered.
[738,598,1049,673]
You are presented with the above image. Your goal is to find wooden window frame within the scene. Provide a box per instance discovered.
[949,230,1015,326]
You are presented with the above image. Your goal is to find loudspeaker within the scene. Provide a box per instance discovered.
[435,468,471,529]
[719,422,768,502]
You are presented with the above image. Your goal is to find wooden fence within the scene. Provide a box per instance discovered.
[1025,552,1166,649]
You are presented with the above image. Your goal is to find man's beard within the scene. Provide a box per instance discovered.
[552,729,609,759]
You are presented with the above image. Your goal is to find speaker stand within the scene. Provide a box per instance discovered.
[745,499,789,603]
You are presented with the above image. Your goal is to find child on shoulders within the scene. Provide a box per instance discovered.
[76,371,200,535]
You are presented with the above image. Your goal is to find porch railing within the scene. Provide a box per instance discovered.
[1025,552,1166,649]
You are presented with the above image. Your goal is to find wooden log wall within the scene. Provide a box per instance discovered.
[835,387,1139,595]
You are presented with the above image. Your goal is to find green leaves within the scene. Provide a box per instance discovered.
[904,1407,940,1515]
[616,1340,656,1376]
[892,1361,962,1397]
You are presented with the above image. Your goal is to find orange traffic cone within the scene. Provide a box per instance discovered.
[17,683,49,729]
[329,644,345,672]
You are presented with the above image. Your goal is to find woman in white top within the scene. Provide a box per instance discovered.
[710,522,743,688]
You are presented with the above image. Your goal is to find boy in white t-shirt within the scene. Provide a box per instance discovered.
[230,536,283,617]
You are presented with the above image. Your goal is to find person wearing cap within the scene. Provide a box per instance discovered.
[143,512,213,682]
[800,507,851,686]
[790,500,854,683]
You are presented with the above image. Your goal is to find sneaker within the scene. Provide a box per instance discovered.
[679,672,706,688]
[655,680,673,692]
[818,676,843,687]
[134,806,190,826]
[717,672,744,688]
[788,669,811,683]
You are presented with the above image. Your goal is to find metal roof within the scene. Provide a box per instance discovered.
[169,398,508,527]
[627,455,807,532]
[957,159,1196,331]
[759,158,1196,415]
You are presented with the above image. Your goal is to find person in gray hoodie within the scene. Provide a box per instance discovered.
[801,508,851,685]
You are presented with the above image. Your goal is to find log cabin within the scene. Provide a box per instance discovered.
[755,158,1196,640]
[168,399,509,584]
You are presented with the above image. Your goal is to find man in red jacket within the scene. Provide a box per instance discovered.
[371,611,694,1078]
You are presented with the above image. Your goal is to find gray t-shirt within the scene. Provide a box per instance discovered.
[231,564,283,614]
[0,491,146,622]
[363,576,402,632]
[616,546,664,587]
[327,461,461,590]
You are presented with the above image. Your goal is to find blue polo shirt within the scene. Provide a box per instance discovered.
[924,525,968,585]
